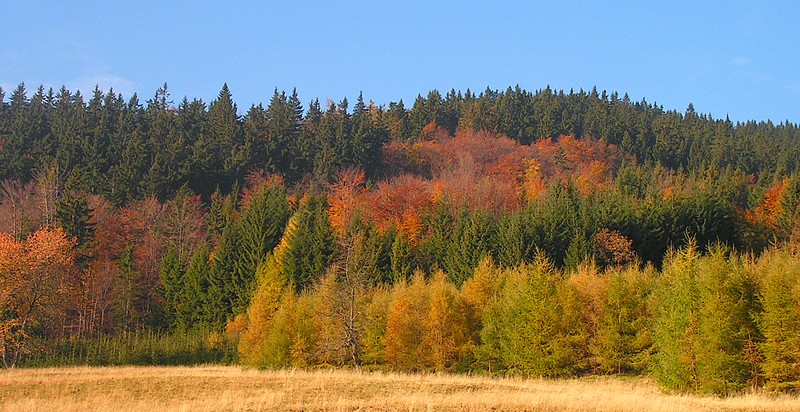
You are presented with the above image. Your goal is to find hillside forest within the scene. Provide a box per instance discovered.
[2,83,800,394]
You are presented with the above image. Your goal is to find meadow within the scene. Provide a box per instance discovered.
[1,366,799,411]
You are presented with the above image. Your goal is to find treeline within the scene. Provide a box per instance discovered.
[1,83,800,202]
[2,83,800,394]
[237,244,800,395]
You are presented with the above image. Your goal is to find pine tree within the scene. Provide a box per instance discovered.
[107,94,148,206]
[384,272,429,371]
[390,231,415,283]
[55,191,96,266]
[238,253,290,367]
[229,179,290,314]
[423,271,469,371]
[480,255,589,377]
[114,245,144,333]
[651,244,701,392]
[592,266,654,374]
[694,247,758,394]
[283,196,335,291]
[182,244,212,328]
[757,250,800,392]
[158,248,185,329]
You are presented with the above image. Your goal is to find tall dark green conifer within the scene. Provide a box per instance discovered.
[55,191,95,266]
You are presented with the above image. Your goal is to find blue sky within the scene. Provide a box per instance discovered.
[1,1,798,122]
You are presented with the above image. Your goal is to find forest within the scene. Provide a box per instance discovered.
[1,82,800,395]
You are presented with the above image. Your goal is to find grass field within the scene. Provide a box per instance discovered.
[1,366,799,411]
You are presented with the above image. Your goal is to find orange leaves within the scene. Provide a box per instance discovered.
[367,174,432,240]
[24,227,74,271]
[384,271,470,372]
[0,232,22,273]
[762,179,788,223]
[743,178,793,247]
[328,167,368,237]
[0,228,75,282]
[531,135,625,195]
[521,158,546,201]
[746,179,789,231]
[0,227,76,359]
[0,232,23,307]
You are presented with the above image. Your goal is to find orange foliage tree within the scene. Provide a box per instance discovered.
[532,135,625,195]
[0,228,75,368]
[328,167,368,237]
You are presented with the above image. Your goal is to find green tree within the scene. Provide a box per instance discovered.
[694,247,759,394]
[114,245,144,333]
[283,196,335,291]
[158,248,185,329]
[592,266,654,374]
[757,250,800,392]
[480,255,589,377]
[651,244,701,392]
[54,191,96,265]
[183,244,212,328]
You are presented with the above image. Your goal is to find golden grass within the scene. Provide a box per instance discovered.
[1,366,798,411]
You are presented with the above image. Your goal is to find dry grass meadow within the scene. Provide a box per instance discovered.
[1,366,799,411]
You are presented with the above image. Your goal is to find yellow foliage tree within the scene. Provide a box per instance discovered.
[423,271,469,371]
[460,256,505,349]
[361,286,391,365]
[383,271,429,371]
[237,213,298,366]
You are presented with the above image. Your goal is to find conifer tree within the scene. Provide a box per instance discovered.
[384,272,429,371]
[282,196,335,291]
[480,255,589,377]
[423,271,469,371]
[757,250,800,392]
[694,247,758,394]
[158,248,184,329]
[55,191,95,265]
[651,244,701,392]
[182,244,211,328]
[238,253,290,367]
[390,231,415,283]
[592,266,654,374]
[229,179,290,313]
[114,245,144,332]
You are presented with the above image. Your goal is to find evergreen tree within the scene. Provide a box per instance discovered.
[480,255,589,377]
[592,266,654,374]
[114,245,144,332]
[694,247,758,394]
[282,196,335,291]
[183,244,212,328]
[107,94,148,206]
[209,83,241,189]
[158,248,185,329]
[757,250,800,392]
[54,191,96,265]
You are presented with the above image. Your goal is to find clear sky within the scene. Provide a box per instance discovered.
[1,1,798,123]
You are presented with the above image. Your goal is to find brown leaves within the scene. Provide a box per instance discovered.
[593,229,637,268]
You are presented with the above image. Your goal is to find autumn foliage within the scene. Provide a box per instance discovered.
[5,80,800,397]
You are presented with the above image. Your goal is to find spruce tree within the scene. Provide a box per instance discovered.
[55,191,96,265]
[158,248,185,329]
[757,250,800,392]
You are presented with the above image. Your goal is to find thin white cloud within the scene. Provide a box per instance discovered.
[68,74,136,97]
[732,56,751,66]
[787,83,800,94]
